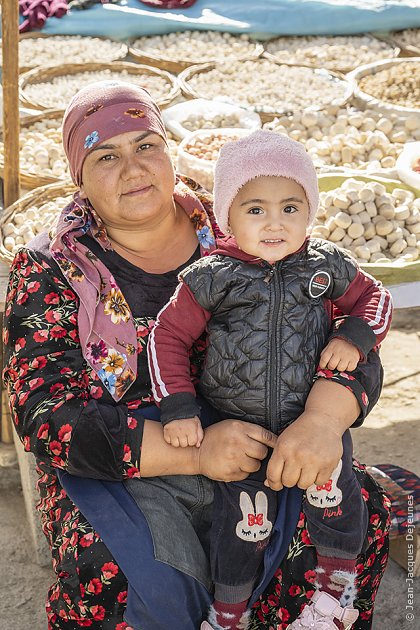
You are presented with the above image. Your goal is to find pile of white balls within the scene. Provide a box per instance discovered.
[22,69,174,110]
[313,179,420,263]
[131,31,258,63]
[265,35,395,72]
[186,60,350,114]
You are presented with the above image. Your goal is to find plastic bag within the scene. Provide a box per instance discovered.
[396,141,420,190]
[162,98,261,141]
[177,128,252,191]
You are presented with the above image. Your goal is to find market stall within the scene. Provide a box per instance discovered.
[1,0,419,593]
[2,24,419,304]
[1,5,420,448]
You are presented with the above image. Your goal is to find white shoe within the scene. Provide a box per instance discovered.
[202,606,251,630]
[288,590,359,629]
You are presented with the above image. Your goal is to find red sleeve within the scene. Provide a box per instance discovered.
[330,269,393,361]
[147,282,211,402]
[334,269,393,344]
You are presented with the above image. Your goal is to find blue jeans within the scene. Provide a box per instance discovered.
[59,404,302,629]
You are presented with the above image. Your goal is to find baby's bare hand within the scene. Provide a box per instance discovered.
[163,416,204,448]
[319,338,360,372]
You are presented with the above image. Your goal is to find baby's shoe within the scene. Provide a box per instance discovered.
[201,609,251,630]
[288,590,359,629]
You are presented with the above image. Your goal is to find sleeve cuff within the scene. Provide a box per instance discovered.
[314,368,369,427]
[160,392,201,426]
[329,316,377,362]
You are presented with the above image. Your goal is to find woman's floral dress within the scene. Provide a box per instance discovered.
[3,181,390,629]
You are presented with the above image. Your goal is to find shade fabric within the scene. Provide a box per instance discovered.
[22,0,420,39]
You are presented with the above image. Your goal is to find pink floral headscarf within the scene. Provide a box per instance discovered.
[51,81,216,401]
[62,80,168,186]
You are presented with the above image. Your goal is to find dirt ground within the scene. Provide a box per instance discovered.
[0,308,419,630]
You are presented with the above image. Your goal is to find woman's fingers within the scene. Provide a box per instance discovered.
[265,454,285,491]
[199,420,277,482]
[244,423,278,450]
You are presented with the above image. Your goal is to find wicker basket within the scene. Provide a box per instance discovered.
[0,182,76,266]
[318,173,420,285]
[348,58,420,117]
[179,60,355,123]
[17,33,128,74]
[375,30,420,58]
[19,62,180,112]
[262,34,400,74]
[128,34,264,74]
[0,110,68,189]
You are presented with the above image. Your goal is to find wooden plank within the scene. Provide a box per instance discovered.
[389,530,420,577]
[0,265,10,311]
[0,264,11,443]
[2,0,20,207]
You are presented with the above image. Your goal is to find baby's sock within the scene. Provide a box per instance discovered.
[208,600,249,630]
[315,554,358,606]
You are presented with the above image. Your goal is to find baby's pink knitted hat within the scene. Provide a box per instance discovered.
[213,129,319,234]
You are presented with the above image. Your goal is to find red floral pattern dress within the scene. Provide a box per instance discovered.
[3,182,390,629]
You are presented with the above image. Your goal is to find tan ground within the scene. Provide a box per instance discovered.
[352,307,420,477]
[0,307,419,629]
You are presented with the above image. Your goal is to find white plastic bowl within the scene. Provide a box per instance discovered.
[396,141,420,189]
[177,127,252,191]
[162,98,262,140]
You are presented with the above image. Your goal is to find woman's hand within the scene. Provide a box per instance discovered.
[265,411,343,491]
[264,378,360,491]
[198,420,278,482]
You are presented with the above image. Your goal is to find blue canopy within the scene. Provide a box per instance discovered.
[32,0,420,39]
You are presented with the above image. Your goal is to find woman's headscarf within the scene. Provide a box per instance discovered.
[50,81,216,402]
[62,80,168,187]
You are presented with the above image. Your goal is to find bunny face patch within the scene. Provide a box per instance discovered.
[236,491,273,542]
[306,460,343,510]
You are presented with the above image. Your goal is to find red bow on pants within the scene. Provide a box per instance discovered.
[248,513,264,526]
[316,480,332,492]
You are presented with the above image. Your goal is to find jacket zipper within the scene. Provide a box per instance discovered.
[266,262,283,432]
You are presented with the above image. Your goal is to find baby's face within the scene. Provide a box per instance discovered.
[228,176,310,263]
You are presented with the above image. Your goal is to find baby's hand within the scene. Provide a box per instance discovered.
[163,416,204,448]
[319,338,360,372]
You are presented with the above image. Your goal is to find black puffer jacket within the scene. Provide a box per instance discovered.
[149,237,392,432]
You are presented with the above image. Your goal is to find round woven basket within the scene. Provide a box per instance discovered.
[0,182,76,266]
[17,33,128,74]
[179,60,354,123]
[19,61,180,112]
[347,58,420,117]
[262,33,400,74]
[317,173,420,285]
[375,30,420,58]
[128,35,264,74]
[0,110,68,189]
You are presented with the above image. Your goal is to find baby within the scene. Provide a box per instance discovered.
[148,130,392,629]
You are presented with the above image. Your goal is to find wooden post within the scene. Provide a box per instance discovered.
[2,0,20,208]
[1,0,20,443]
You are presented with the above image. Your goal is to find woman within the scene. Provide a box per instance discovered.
[3,81,390,630]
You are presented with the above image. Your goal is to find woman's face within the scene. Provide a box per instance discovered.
[79,130,176,230]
